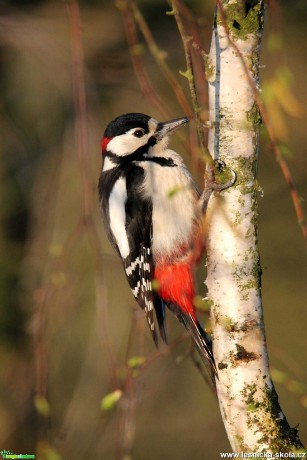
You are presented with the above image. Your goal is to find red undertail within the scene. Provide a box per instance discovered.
[154,260,217,386]
[154,262,196,319]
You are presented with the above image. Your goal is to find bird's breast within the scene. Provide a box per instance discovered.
[139,152,198,262]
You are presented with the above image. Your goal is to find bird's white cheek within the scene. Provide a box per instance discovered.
[107,134,150,156]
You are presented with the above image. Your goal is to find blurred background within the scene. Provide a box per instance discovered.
[0,0,306,458]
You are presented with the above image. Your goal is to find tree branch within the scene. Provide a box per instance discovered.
[206,0,305,451]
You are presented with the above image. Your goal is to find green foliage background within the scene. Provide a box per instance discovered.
[0,0,306,458]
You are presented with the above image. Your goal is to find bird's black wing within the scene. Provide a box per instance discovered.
[99,163,166,345]
[123,165,167,345]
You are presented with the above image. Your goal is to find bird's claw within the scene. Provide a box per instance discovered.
[199,160,236,215]
[205,159,236,192]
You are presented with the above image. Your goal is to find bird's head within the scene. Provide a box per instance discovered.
[101,113,189,157]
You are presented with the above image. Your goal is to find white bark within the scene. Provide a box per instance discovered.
[205,1,303,453]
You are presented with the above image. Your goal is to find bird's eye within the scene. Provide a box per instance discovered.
[133,129,145,138]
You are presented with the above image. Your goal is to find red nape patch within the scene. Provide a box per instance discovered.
[101,136,112,152]
[154,263,196,319]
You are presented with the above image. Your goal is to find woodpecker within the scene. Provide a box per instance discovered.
[98,113,229,382]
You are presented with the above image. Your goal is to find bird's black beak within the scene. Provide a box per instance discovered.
[156,117,189,140]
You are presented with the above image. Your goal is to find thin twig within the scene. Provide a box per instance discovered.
[175,0,210,123]
[33,290,48,400]
[115,0,169,118]
[131,1,201,170]
[131,2,203,173]
[170,0,212,165]
[132,1,193,117]
[116,0,191,158]
[66,0,118,389]
[176,0,211,173]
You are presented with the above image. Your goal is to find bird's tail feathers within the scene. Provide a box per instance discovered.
[168,303,217,387]
[154,296,168,344]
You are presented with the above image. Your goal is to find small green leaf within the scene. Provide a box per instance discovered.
[151,278,160,291]
[179,69,193,80]
[131,44,145,56]
[115,0,129,12]
[37,441,62,460]
[194,295,213,311]
[167,186,182,198]
[300,395,307,409]
[166,8,177,16]
[34,396,51,417]
[127,356,145,369]
[101,389,122,411]
[279,143,292,158]
[271,368,287,384]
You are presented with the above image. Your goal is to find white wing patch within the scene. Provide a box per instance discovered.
[125,256,140,276]
[131,280,141,297]
[139,245,155,331]
[125,246,156,335]
[125,252,151,301]
[108,176,130,259]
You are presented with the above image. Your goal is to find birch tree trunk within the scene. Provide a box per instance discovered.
[205,1,304,452]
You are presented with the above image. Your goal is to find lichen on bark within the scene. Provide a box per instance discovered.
[217,0,265,40]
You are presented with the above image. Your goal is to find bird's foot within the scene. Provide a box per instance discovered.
[205,159,236,192]
[199,160,236,214]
